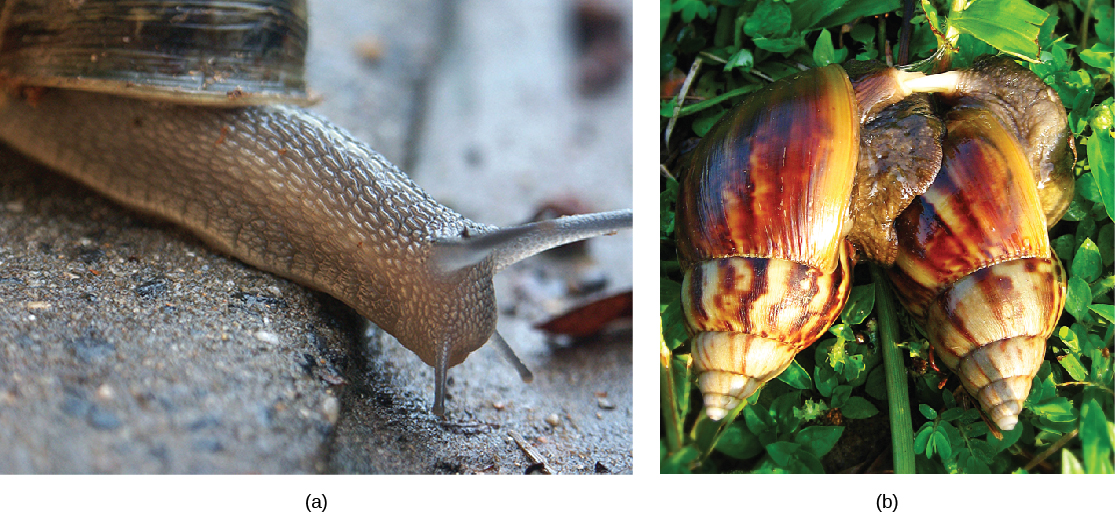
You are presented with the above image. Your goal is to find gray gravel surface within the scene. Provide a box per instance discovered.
[0,0,632,474]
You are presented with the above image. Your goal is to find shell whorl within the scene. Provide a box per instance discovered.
[686,244,854,419]
[676,65,859,275]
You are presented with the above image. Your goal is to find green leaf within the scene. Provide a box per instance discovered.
[753,33,807,53]
[660,0,673,41]
[660,175,678,236]
[743,404,775,444]
[1062,448,1086,474]
[816,0,900,29]
[724,48,754,72]
[829,323,855,343]
[831,384,852,408]
[865,365,888,400]
[1072,238,1102,283]
[1053,234,1076,262]
[931,428,953,462]
[914,424,933,455]
[661,445,699,473]
[1057,325,1082,354]
[813,27,836,67]
[1066,276,1093,321]
[919,404,938,419]
[1080,43,1114,74]
[1089,130,1114,221]
[1098,223,1114,266]
[1080,399,1115,474]
[764,441,801,468]
[1059,353,1089,381]
[841,396,880,419]
[716,422,765,460]
[660,281,688,350]
[776,359,813,389]
[814,363,838,397]
[948,0,1049,62]
[770,391,803,434]
[794,426,844,457]
[1032,397,1076,423]
[743,0,792,38]
[691,108,728,137]
[1090,304,1115,323]
[787,0,848,31]
[842,283,876,325]
[673,0,710,23]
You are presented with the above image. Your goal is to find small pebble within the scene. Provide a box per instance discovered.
[597,398,616,410]
[544,413,561,427]
[322,396,340,423]
[254,330,280,345]
[353,35,385,64]
[26,301,51,310]
[492,401,506,411]
[96,384,114,400]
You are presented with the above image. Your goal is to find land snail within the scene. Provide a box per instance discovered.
[0,0,632,416]
[889,56,1075,431]
[677,56,1073,429]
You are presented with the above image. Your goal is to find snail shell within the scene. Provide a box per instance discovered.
[890,106,1067,431]
[677,65,860,419]
[0,0,314,105]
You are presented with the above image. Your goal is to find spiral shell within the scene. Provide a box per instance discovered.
[676,65,859,419]
[890,106,1067,431]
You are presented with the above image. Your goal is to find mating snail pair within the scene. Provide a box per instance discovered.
[675,56,1074,431]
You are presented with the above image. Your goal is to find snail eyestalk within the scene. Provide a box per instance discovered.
[490,331,533,384]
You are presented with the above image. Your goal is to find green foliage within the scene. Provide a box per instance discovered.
[661,0,1114,474]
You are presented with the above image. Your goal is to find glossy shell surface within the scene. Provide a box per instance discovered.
[0,0,312,104]
[677,65,859,419]
[890,106,1067,431]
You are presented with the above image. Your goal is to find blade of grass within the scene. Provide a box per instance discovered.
[661,340,683,454]
[872,264,916,473]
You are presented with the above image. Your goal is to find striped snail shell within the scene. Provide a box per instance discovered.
[890,57,1075,431]
[676,64,940,420]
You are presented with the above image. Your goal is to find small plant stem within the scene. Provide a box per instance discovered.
[872,265,916,474]
[1023,429,1078,472]
[690,398,750,466]
[898,0,914,66]
[1080,0,1093,49]
[877,15,888,66]
[660,340,683,454]
[664,56,702,145]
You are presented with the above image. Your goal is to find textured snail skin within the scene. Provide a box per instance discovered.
[0,88,630,415]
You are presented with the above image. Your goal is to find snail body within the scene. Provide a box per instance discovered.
[0,0,631,416]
